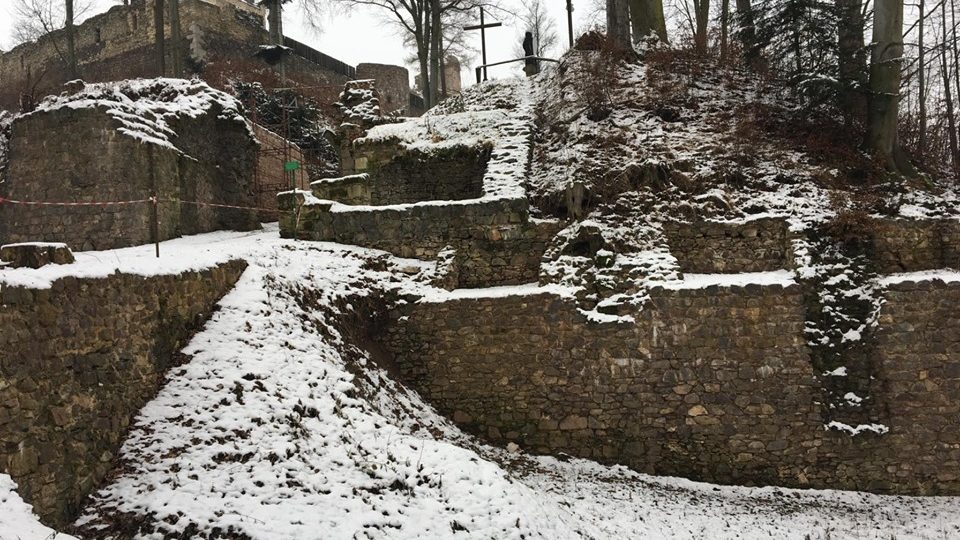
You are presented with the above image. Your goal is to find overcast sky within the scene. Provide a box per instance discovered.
[0,0,600,87]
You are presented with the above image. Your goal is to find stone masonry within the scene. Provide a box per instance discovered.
[0,81,259,251]
[382,277,960,495]
[0,259,247,526]
[662,218,792,273]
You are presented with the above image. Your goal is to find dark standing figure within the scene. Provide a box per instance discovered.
[523,32,540,76]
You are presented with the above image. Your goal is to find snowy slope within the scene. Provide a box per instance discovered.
[0,474,78,540]
[2,229,938,540]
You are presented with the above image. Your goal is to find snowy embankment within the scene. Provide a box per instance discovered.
[0,227,945,539]
[1,474,78,540]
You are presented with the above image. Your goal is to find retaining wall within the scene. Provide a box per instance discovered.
[0,260,246,526]
[282,195,561,287]
[382,278,960,495]
[662,218,792,273]
[315,145,489,206]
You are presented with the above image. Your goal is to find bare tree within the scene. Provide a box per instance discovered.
[606,0,631,47]
[630,0,668,43]
[693,0,709,53]
[65,0,77,79]
[12,0,92,46]
[719,0,729,59]
[155,0,165,75]
[939,0,958,166]
[318,0,500,109]
[836,0,867,124]
[866,0,913,173]
[513,0,559,59]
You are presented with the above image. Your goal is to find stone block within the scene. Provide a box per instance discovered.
[1,243,75,269]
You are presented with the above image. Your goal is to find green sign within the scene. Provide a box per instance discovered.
[284,160,301,172]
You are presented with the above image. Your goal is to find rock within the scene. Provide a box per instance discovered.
[559,414,589,430]
[687,405,708,417]
[506,442,520,453]
[0,242,75,269]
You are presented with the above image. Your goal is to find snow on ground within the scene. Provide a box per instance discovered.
[0,474,78,540]
[0,228,941,539]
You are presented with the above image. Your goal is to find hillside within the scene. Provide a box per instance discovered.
[2,48,960,540]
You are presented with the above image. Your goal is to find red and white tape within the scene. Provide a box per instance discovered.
[0,195,277,212]
[0,196,155,207]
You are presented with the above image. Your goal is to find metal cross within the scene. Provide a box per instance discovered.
[464,7,502,81]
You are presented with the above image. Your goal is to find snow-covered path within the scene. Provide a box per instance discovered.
[2,227,958,539]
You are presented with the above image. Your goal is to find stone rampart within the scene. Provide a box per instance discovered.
[871,218,960,273]
[282,195,560,287]
[0,94,259,250]
[662,218,792,273]
[0,259,247,526]
[0,0,352,111]
[381,278,960,495]
[315,145,489,205]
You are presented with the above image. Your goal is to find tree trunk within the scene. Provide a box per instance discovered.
[606,0,631,49]
[735,0,758,63]
[693,0,709,54]
[720,0,729,61]
[430,0,441,106]
[941,0,958,167]
[866,0,905,170]
[65,0,78,79]
[417,13,432,109]
[155,0,166,76]
[949,0,960,161]
[628,0,668,43]
[917,0,926,154]
[169,0,182,77]
[836,0,867,125]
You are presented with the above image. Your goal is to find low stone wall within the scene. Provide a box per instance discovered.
[662,218,792,273]
[0,260,246,526]
[282,196,560,287]
[328,144,489,206]
[872,219,960,273]
[381,279,960,495]
[865,278,960,489]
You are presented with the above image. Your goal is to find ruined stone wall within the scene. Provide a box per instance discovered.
[662,218,792,273]
[0,260,247,526]
[0,104,258,250]
[356,64,411,115]
[0,0,350,111]
[864,279,960,490]
[382,279,960,495]
[317,145,489,205]
[0,108,182,250]
[871,219,960,273]
[282,196,560,287]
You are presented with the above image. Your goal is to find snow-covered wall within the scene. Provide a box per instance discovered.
[0,260,246,526]
[0,81,259,251]
[383,278,960,495]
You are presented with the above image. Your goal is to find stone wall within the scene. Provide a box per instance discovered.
[0,98,259,251]
[662,218,792,273]
[0,260,247,526]
[356,63,411,115]
[316,145,489,206]
[871,219,960,273]
[0,0,352,112]
[252,123,308,219]
[381,278,960,495]
[282,195,560,287]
